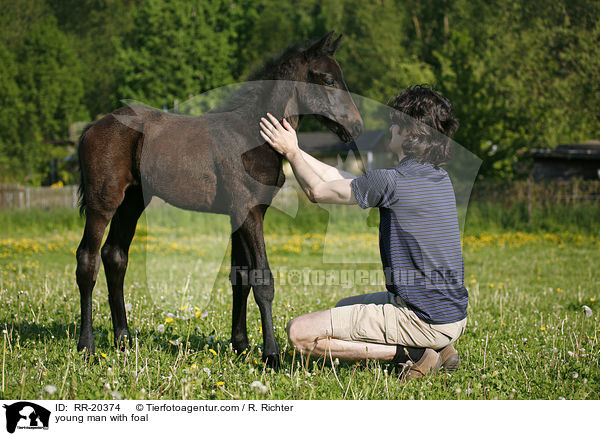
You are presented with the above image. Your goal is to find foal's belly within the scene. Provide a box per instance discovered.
[144,169,225,213]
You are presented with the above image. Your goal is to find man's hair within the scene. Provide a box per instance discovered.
[388,84,459,167]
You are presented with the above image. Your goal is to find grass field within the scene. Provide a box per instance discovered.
[0,201,599,400]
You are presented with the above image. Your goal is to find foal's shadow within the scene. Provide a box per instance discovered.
[1,319,125,356]
[0,319,80,342]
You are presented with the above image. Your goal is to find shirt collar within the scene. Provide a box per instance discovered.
[395,156,446,178]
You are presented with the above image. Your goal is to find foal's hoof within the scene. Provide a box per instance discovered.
[77,335,95,355]
[263,353,281,370]
[114,332,132,351]
[232,340,249,356]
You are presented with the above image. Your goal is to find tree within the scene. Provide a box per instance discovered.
[0,44,25,181]
[0,2,86,183]
[113,0,242,109]
[47,0,139,116]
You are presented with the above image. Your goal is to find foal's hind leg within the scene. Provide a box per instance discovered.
[76,211,112,354]
[101,186,146,350]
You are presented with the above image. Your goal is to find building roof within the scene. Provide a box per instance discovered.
[531,140,600,160]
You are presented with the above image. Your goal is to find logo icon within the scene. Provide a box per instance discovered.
[2,402,51,433]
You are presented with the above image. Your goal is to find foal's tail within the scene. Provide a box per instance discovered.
[77,123,94,217]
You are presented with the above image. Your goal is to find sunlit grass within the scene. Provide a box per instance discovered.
[0,207,598,400]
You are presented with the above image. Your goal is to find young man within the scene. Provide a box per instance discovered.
[259,85,467,379]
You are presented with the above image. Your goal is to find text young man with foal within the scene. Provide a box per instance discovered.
[259,85,467,379]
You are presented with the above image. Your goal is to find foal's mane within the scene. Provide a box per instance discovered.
[209,43,307,113]
[246,43,304,81]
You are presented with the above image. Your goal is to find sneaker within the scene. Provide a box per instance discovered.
[439,344,460,372]
[404,349,443,380]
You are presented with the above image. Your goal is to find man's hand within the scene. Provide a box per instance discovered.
[259,113,299,159]
[259,112,357,205]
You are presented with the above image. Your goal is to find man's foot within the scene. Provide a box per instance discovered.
[403,349,442,380]
[439,344,460,372]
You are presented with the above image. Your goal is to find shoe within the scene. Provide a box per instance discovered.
[439,344,460,372]
[404,349,443,380]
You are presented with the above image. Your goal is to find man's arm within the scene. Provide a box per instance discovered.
[287,152,356,204]
[260,114,357,205]
[298,149,356,182]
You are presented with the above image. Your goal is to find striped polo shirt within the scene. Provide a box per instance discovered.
[350,157,468,324]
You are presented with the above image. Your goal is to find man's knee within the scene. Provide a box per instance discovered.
[286,317,304,350]
[286,315,319,353]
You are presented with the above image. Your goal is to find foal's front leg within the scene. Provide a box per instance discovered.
[253,274,280,368]
[230,230,252,354]
[235,208,281,369]
[249,216,280,368]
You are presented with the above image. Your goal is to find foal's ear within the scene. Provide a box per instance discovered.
[328,34,343,56]
[305,30,335,57]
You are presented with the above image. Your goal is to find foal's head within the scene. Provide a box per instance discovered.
[256,31,363,142]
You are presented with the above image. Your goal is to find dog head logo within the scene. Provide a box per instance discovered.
[2,402,51,433]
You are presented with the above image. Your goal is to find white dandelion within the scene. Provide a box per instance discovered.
[250,380,267,394]
[43,385,57,395]
[582,305,593,318]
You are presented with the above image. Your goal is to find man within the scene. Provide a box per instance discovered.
[259,85,467,379]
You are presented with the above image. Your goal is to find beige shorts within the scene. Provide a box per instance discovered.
[330,291,467,350]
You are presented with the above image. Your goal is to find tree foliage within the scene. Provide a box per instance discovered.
[113,0,243,109]
[0,1,86,182]
[0,0,598,183]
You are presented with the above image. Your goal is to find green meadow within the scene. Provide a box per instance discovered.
[0,199,599,400]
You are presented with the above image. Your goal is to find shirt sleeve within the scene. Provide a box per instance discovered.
[350,169,396,209]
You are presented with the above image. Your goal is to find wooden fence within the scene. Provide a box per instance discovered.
[0,184,78,210]
[0,179,598,211]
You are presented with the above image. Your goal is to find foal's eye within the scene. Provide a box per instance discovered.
[323,78,335,87]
